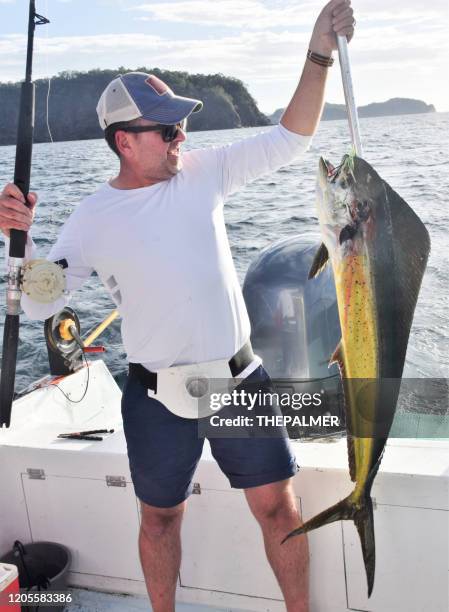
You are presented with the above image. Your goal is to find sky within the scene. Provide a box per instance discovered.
[0,0,448,114]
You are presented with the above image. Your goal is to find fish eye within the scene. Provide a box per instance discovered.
[357,200,371,220]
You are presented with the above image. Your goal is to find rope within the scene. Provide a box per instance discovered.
[43,0,53,143]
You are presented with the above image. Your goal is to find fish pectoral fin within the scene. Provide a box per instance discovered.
[308,243,329,279]
[329,341,345,374]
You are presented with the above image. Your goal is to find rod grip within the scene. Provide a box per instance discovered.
[10,80,35,258]
[0,314,20,427]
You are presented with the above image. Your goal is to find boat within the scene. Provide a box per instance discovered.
[1,236,447,612]
[1,12,446,607]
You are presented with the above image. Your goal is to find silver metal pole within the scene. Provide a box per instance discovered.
[337,35,363,156]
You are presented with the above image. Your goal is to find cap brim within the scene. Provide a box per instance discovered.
[140,95,203,125]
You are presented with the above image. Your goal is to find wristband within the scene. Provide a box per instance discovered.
[307,49,334,67]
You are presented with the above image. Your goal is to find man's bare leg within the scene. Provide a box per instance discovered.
[245,479,309,612]
[139,500,186,612]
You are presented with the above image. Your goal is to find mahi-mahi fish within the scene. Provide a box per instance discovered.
[283,154,430,596]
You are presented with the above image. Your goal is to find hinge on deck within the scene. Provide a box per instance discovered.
[372,497,377,510]
[106,475,126,488]
[27,468,45,480]
[192,482,201,495]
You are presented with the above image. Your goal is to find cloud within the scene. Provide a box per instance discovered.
[132,0,317,29]
[96,0,132,7]
[0,30,313,83]
[131,0,448,32]
[356,0,447,12]
[0,1,447,111]
[0,16,445,81]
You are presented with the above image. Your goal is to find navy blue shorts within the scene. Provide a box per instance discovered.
[121,365,298,508]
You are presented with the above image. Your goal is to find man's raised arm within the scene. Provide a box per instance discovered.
[281,0,355,136]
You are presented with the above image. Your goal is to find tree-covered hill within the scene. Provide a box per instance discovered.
[0,68,271,146]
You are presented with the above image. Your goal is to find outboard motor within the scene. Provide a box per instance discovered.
[243,236,345,438]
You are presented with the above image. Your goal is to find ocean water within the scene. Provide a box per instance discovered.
[0,112,448,391]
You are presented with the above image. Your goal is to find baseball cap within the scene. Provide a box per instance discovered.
[96,72,203,129]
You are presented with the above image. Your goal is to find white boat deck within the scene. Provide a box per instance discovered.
[64,587,236,611]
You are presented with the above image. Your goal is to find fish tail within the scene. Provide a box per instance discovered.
[282,490,376,597]
[281,495,355,543]
[354,493,375,597]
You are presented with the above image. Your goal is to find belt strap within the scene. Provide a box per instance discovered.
[129,341,255,391]
[129,363,158,393]
[228,341,255,377]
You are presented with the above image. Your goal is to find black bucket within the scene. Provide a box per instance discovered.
[0,541,71,612]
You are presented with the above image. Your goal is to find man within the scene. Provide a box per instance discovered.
[0,1,355,610]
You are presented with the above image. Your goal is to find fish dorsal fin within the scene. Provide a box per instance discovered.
[382,179,430,376]
[353,156,430,379]
[308,243,329,279]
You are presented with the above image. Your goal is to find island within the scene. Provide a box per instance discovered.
[269,98,436,124]
[0,68,270,146]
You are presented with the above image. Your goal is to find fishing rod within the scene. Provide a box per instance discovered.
[83,310,119,347]
[0,1,49,428]
[337,35,363,156]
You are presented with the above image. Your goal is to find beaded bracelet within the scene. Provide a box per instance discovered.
[307,49,334,67]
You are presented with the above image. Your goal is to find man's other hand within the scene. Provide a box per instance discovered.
[310,0,355,57]
[0,183,37,238]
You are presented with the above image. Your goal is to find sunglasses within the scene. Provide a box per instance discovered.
[118,119,187,143]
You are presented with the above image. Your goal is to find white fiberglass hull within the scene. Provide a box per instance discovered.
[0,361,448,612]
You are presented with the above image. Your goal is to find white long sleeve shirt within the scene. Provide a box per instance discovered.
[19,125,311,369]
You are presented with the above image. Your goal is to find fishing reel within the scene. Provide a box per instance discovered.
[44,307,108,376]
[20,259,66,303]
[44,307,83,375]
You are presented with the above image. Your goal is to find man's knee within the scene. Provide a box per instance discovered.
[140,500,186,539]
[245,479,299,526]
